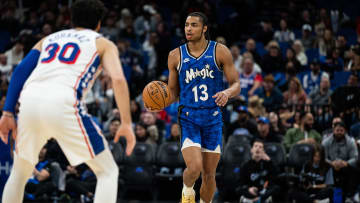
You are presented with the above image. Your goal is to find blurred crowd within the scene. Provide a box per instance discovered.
[1,0,360,202]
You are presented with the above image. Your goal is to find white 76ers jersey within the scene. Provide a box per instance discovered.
[21,29,102,104]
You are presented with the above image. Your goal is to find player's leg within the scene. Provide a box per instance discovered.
[182,147,203,194]
[199,152,220,203]
[179,115,202,202]
[2,98,48,203]
[199,120,222,203]
[2,155,36,203]
[85,149,119,203]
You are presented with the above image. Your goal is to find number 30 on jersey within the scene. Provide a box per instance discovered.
[192,84,208,102]
[41,42,80,64]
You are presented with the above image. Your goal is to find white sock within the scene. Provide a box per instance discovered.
[2,154,35,203]
[86,149,119,203]
[200,199,212,203]
[182,183,195,196]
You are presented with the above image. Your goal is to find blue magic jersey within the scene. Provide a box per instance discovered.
[178,41,223,108]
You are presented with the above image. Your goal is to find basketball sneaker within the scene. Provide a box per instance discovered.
[181,192,195,203]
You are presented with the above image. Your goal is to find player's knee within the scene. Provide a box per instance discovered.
[202,172,216,183]
[187,161,202,177]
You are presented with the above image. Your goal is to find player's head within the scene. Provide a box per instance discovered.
[71,0,106,31]
[185,12,209,41]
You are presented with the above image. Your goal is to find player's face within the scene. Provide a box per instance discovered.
[185,16,207,41]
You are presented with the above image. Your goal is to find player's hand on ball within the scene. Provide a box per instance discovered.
[114,123,136,156]
[144,103,161,113]
[213,91,229,107]
[0,112,17,144]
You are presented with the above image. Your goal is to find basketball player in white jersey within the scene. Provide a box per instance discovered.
[0,1,135,202]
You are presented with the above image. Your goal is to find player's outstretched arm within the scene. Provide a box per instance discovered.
[167,48,180,105]
[97,38,135,156]
[0,39,44,144]
[212,43,241,107]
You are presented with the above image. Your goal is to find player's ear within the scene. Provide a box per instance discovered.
[203,25,207,33]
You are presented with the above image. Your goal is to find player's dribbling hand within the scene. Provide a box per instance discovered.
[144,104,161,113]
[114,123,136,156]
[212,91,229,107]
[0,112,17,144]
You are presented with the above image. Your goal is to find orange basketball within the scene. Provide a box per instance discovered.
[142,81,171,110]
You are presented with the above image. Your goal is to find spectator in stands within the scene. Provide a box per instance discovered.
[284,47,302,73]
[322,122,359,200]
[65,164,96,202]
[322,117,342,140]
[116,8,133,30]
[241,52,262,73]
[262,41,284,74]
[105,118,121,141]
[301,24,316,51]
[344,45,360,71]
[255,19,274,46]
[167,123,180,142]
[227,106,258,140]
[283,112,321,151]
[347,73,359,87]
[269,111,287,135]
[302,60,329,94]
[336,35,349,60]
[216,36,227,45]
[245,38,261,64]
[283,77,307,107]
[100,11,119,41]
[134,4,157,40]
[299,10,313,28]
[293,40,308,66]
[36,23,53,39]
[316,29,336,57]
[142,32,158,80]
[256,74,283,112]
[239,56,262,101]
[274,19,295,43]
[5,39,24,67]
[307,76,332,106]
[314,8,331,42]
[230,44,242,73]
[130,100,141,123]
[321,48,344,73]
[248,95,266,118]
[25,147,56,200]
[135,122,157,148]
[237,140,280,202]
[140,111,164,144]
[0,54,12,74]
[255,116,283,143]
[288,146,334,202]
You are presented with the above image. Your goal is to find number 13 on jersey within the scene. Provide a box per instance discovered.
[192,84,208,102]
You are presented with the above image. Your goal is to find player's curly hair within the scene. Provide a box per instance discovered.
[71,0,107,30]
[187,12,210,40]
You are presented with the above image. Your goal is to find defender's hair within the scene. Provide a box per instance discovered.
[187,12,210,40]
[71,0,107,30]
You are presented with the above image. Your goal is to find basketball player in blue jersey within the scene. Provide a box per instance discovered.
[166,12,240,203]
[0,1,135,203]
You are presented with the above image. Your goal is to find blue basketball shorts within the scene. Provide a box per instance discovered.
[178,106,223,153]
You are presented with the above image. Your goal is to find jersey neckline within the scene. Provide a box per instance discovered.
[185,40,210,60]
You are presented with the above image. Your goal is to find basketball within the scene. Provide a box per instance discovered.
[142,81,171,110]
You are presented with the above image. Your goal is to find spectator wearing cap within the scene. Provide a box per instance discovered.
[301,24,316,51]
[283,112,321,151]
[226,106,258,141]
[308,75,332,106]
[255,117,283,143]
[322,122,359,200]
[302,60,329,94]
[255,74,283,112]
[273,19,295,43]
